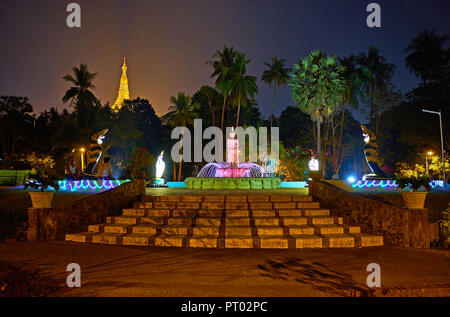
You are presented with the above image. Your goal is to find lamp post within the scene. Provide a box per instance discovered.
[80,148,85,172]
[422,109,446,184]
[426,151,433,175]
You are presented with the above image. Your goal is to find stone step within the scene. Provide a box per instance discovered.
[259,236,290,249]
[153,202,178,209]
[66,232,98,243]
[132,224,158,235]
[344,225,361,234]
[154,235,186,247]
[308,216,343,225]
[252,210,276,217]
[303,209,330,217]
[167,217,194,225]
[134,202,152,209]
[122,234,155,246]
[292,235,323,248]
[172,209,198,217]
[103,224,132,234]
[225,217,251,226]
[225,236,254,248]
[122,208,147,216]
[193,225,220,236]
[92,233,124,245]
[225,210,249,217]
[189,235,219,248]
[254,217,280,226]
[282,217,308,226]
[351,233,384,247]
[322,234,355,248]
[287,225,315,235]
[88,224,104,233]
[199,210,223,217]
[140,217,165,225]
[297,202,320,209]
[225,226,252,236]
[256,226,284,236]
[314,225,345,235]
[162,225,189,235]
[196,217,221,226]
[146,209,171,217]
[111,216,141,225]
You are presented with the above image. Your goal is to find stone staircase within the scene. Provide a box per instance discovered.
[66,194,384,249]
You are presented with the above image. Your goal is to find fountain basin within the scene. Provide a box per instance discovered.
[185,177,281,190]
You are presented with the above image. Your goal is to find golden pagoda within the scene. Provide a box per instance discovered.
[112,57,130,111]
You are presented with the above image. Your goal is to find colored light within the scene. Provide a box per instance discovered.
[56,179,130,192]
[347,176,356,183]
[280,181,307,188]
[167,182,186,188]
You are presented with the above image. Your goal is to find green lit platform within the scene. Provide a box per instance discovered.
[184,177,281,190]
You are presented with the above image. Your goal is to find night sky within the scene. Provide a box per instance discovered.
[1,0,449,122]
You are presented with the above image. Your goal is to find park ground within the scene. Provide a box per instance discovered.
[0,241,449,297]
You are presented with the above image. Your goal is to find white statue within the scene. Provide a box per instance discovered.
[226,128,239,165]
[156,151,165,179]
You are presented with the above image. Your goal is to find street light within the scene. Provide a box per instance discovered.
[80,148,86,172]
[422,109,446,184]
[426,151,433,175]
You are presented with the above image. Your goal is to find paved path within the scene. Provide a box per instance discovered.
[1,242,449,297]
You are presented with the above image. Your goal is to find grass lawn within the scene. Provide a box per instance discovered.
[0,186,93,242]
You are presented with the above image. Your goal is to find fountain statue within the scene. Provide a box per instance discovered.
[185,128,280,189]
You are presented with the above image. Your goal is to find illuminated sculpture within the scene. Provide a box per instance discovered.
[361,125,387,179]
[226,128,239,165]
[155,151,166,185]
[83,128,108,177]
[112,57,130,111]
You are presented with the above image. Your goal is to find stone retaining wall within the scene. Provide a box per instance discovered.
[27,180,143,241]
[309,180,439,248]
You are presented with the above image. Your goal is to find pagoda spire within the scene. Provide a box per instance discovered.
[112,57,130,111]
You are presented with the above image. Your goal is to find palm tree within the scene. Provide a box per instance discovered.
[62,63,98,107]
[405,29,449,84]
[162,93,198,181]
[62,64,99,130]
[261,57,290,128]
[357,46,395,122]
[290,50,345,175]
[209,46,236,132]
[220,52,258,129]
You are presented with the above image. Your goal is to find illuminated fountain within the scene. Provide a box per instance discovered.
[185,128,280,189]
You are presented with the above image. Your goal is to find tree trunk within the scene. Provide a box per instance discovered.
[270,85,276,128]
[235,100,241,129]
[220,95,227,133]
[173,162,176,181]
[178,135,183,181]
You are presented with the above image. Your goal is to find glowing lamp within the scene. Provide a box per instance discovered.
[347,176,356,183]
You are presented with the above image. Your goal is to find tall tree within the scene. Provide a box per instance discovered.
[261,57,290,128]
[290,50,345,176]
[328,55,368,177]
[405,29,449,84]
[209,46,235,132]
[62,64,99,130]
[162,93,198,181]
[357,46,395,124]
[0,96,34,160]
[220,52,258,129]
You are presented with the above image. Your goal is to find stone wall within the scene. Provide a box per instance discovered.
[309,180,439,248]
[27,179,143,241]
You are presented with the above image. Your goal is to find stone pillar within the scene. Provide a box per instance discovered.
[27,208,40,241]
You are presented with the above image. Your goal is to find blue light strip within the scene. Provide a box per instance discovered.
[351,180,444,189]
[56,180,130,192]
